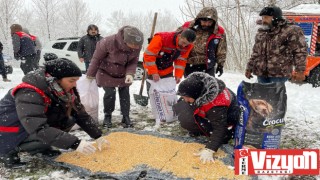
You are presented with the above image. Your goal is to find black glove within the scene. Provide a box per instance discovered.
[216,64,223,77]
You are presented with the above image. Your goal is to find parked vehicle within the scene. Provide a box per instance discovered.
[283,4,320,87]
[39,37,145,80]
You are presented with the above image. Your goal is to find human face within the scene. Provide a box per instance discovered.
[178,36,191,49]
[88,28,98,36]
[200,19,214,30]
[126,42,140,50]
[57,77,80,92]
[261,15,273,29]
[181,96,195,103]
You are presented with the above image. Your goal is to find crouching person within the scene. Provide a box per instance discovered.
[0,59,108,168]
[173,72,239,164]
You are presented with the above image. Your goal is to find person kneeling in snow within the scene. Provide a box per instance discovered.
[0,59,108,168]
[173,72,239,164]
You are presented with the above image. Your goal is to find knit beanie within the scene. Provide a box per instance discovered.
[177,77,204,100]
[259,6,283,20]
[123,26,144,46]
[45,58,82,79]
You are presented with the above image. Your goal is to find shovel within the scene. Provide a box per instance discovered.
[134,12,158,106]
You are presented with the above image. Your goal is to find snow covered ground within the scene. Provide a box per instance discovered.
[0,67,319,179]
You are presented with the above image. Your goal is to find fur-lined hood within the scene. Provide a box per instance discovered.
[178,72,225,107]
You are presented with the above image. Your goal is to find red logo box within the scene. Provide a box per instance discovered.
[235,149,320,175]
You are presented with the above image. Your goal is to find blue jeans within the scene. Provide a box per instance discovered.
[257,76,288,84]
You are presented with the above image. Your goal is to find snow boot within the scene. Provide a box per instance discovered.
[103,114,112,128]
[3,78,11,82]
[0,150,26,168]
[122,116,133,128]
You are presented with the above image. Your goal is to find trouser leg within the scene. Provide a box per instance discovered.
[20,54,37,75]
[184,64,207,78]
[103,87,116,115]
[0,59,7,79]
[173,100,202,134]
[206,67,216,77]
[118,86,130,116]
[18,134,51,154]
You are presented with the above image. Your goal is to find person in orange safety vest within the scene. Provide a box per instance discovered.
[143,28,196,86]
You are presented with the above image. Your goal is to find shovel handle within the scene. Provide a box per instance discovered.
[139,12,158,96]
[139,70,146,95]
[150,12,158,38]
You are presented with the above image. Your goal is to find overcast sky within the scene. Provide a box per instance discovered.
[84,0,186,21]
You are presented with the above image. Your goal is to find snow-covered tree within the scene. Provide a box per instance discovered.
[31,0,61,41]
[106,10,179,49]
[180,0,318,71]
[59,0,101,37]
[0,0,23,53]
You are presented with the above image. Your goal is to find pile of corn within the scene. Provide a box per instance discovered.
[56,132,246,179]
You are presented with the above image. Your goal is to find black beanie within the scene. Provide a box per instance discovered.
[45,58,82,79]
[259,6,283,20]
[177,77,204,100]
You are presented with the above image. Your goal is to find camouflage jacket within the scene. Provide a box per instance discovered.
[179,7,227,68]
[246,20,307,77]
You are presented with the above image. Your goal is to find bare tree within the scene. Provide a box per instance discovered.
[180,0,318,71]
[180,0,258,71]
[106,10,179,48]
[0,0,23,53]
[31,0,61,40]
[59,0,101,37]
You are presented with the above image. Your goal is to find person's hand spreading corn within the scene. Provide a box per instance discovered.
[96,137,110,151]
[194,148,215,164]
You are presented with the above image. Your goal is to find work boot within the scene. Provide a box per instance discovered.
[103,114,112,128]
[122,116,134,128]
[3,78,11,82]
[0,150,26,168]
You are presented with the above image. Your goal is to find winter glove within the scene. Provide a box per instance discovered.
[152,74,160,82]
[96,137,110,151]
[76,140,96,155]
[125,74,134,84]
[245,70,253,79]
[86,76,95,82]
[216,64,223,77]
[291,71,305,82]
[194,148,215,164]
[175,77,181,84]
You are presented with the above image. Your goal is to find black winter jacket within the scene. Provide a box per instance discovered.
[0,69,101,153]
[77,34,103,63]
[175,72,239,151]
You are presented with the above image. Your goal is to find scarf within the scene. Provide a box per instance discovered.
[46,74,77,117]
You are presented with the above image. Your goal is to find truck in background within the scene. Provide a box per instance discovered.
[283,4,320,87]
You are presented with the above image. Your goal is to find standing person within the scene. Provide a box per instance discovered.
[0,41,10,82]
[178,7,227,77]
[245,6,307,83]
[143,28,196,86]
[22,28,42,65]
[86,26,144,128]
[173,72,239,164]
[0,59,109,168]
[77,24,103,72]
[10,24,37,75]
